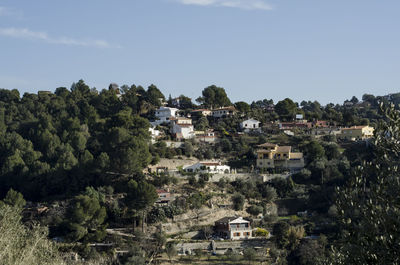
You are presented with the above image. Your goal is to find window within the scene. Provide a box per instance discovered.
[244,232,250,236]
[233,232,241,237]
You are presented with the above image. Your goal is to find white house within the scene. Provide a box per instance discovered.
[154,107,179,125]
[195,130,219,143]
[149,126,161,142]
[183,161,230,174]
[215,217,252,240]
[240,119,261,132]
[191,109,212,117]
[171,117,195,140]
[212,106,237,118]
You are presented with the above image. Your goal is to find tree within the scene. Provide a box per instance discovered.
[270,177,295,198]
[201,225,213,239]
[232,193,245,210]
[1,188,26,209]
[275,98,298,121]
[332,104,400,264]
[273,222,290,248]
[296,238,327,265]
[195,116,209,131]
[125,180,158,211]
[0,107,6,133]
[324,142,340,160]
[146,84,165,108]
[287,225,305,250]
[243,248,257,264]
[259,185,277,203]
[106,126,151,174]
[196,85,231,108]
[176,95,194,109]
[0,204,66,265]
[362,94,376,105]
[166,243,177,263]
[125,180,158,232]
[303,140,325,164]
[350,96,359,104]
[183,141,194,157]
[65,193,107,242]
[234,101,250,113]
[147,231,167,264]
[246,205,263,216]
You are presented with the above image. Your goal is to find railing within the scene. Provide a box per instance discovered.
[230,226,251,231]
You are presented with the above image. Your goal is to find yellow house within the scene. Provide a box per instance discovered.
[256,143,304,170]
[340,126,374,141]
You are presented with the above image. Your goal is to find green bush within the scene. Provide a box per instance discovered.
[254,227,270,237]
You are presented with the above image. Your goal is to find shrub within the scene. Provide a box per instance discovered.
[246,205,263,216]
[254,228,270,237]
[232,193,245,211]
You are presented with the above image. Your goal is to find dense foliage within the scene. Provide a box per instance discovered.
[332,104,400,264]
[0,80,159,200]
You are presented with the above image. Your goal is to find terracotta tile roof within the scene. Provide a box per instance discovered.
[191,109,211,112]
[257,143,277,148]
[276,146,291,153]
[212,106,237,111]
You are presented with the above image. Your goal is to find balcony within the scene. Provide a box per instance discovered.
[230,226,251,231]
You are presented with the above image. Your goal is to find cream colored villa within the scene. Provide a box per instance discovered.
[340,125,374,141]
[256,143,304,170]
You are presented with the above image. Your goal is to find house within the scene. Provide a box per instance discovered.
[154,107,179,125]
[311,120,330,128]
[212,106,237,118]
[265,104,275,112]
[195,129,219,143]
[240,119,261,132]
[170,117,195,140]
[278,121,311,130]
[339,125,374,141]
[156,189,172,205]
[171,97,181,108]
[183,161,230,174]
[215,217,252,240]
[149,126,161,142]
[256,143,304,170]
[343,101,354,108]
[170,97,192,108]
[108,83,122,99]
[191,109,212,117]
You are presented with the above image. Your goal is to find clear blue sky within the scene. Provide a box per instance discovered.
[1,0,399,105]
